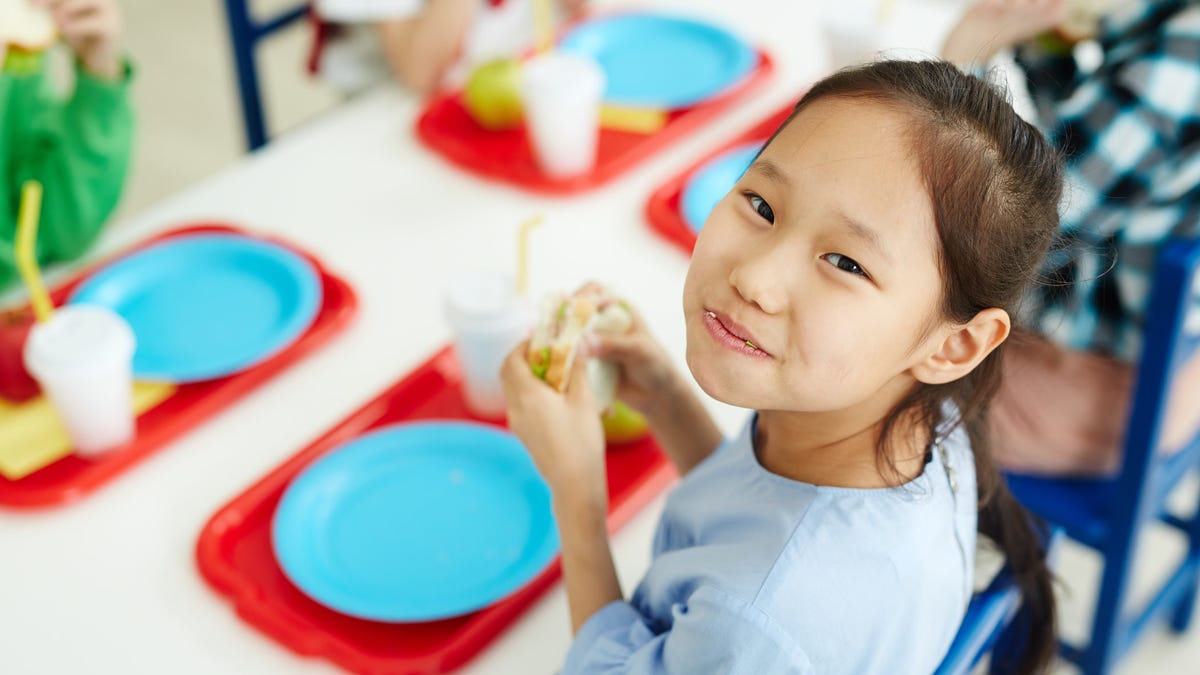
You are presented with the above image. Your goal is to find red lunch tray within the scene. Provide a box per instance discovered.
[645,102,795,254]
[416,47,775,195]
[0,224,359,509]
[196,345,676,675]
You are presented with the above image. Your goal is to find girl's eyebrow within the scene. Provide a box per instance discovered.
[747,159,790,186]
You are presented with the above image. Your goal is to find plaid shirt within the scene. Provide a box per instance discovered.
[1014,0,1200,362]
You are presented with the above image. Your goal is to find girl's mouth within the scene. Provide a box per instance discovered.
[703,310,772,359]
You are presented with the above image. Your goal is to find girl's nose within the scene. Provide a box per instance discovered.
[728,247,789,316]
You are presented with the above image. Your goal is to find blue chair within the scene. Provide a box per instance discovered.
[1005,237,1200,673]
[222,0,310,151]
[934,527,1062,675]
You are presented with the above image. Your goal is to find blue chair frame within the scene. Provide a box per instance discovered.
[1005,238,1200,673]
[223,0,310,151]
[934,527,1062,675]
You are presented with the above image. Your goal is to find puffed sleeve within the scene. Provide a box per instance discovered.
[563,585,813,674]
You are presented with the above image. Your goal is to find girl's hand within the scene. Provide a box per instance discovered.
[582,298,681,420]
[941,0,1066,65]
[500,340,607,503]
[38,0,122,79]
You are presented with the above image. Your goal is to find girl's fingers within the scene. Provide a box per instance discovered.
[500,340,534,386]
[564,348,595,408]
[585,331,647,365]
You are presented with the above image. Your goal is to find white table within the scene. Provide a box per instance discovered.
[0,2,963,672]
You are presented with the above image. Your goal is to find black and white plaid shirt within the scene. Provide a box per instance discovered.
[1015,0,1200,362]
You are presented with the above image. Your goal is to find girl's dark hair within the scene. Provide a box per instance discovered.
[770,60,1062,673]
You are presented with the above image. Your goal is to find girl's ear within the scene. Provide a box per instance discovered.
[912,308,1011,385]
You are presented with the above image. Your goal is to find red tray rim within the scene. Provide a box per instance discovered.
[0,223,360,508]
[196,345,677,675]
[415,36,776,195]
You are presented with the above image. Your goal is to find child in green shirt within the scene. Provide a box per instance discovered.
[0,0,134,291]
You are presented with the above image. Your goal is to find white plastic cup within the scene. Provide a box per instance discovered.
[445,270,531,419]
[521,52,606,179]
[23,304,137,456]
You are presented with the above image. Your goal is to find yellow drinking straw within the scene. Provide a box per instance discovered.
[515,214,545,296]
[15,181,54,323]
[534,0,554,54]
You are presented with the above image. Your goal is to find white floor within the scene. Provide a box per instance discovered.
[113,1,1200,673]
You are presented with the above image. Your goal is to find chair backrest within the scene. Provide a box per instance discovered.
[1111,238,1200,541]
[223,0,311,151]
[933,567,1022,675]
[934,526,1062,675]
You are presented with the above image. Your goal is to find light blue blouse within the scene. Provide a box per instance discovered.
[563,413,978,674]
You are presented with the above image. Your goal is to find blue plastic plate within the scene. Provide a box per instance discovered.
[68,233,321,382]
[560,13,757,109]
[681,142,763,233]
[271,422,560,622]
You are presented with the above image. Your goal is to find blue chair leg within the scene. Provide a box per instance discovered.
[1169,491,1200,632]
[223,0,269,151]
[1082,543,1138,674]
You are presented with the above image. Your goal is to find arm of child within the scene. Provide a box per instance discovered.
[500,347,808,673]
[0,238,18,291]
[501,345,625,630]
[25,69,133,262]
[376,0,475,93]
[941,0,1066,67]
[562,586,812,674]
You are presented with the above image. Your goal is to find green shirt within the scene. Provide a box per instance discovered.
[0,52,134,291]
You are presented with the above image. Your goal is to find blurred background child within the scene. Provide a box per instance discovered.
[0,0,134,292]
[310,0,586,94]
[942,0,1200,475]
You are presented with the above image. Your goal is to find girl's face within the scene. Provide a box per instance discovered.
[683,97,947,415]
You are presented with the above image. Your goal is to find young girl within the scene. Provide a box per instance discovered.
[500,59,1062,673]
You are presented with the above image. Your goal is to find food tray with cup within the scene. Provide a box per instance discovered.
[645,102,795,254]
[195,345,676,675]
[0,223,359,509]
[416,11,775,194]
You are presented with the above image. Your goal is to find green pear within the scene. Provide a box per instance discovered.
[463,58,525,130]
[602,400,650,445]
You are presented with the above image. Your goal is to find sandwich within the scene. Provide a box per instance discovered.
[0,0,57,53]
[527,285,633,411]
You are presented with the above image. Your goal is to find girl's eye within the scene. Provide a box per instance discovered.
[822,253,869,278]
[746,193,775,223]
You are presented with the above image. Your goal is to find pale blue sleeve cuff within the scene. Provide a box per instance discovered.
[561,588,814,674]
[563,601,655,674]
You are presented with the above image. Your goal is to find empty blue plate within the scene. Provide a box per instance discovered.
[560,13,757,109]
[681,142,763,233]
[68,233,322,382]
[271,422,560,622]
